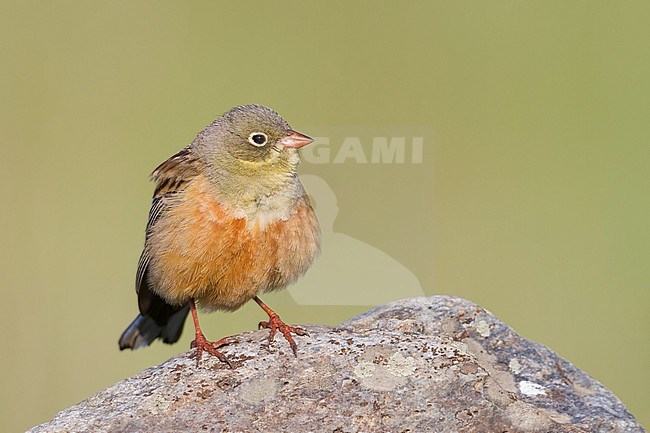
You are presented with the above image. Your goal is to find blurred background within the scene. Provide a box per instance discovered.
[1,1,648,431]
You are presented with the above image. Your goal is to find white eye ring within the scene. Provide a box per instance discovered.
[248,132,268,147]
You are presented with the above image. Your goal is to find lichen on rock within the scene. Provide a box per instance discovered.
[29,296,644,433]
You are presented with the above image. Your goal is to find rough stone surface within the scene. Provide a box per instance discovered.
[29,296,644,433]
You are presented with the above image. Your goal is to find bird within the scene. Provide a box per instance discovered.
[118,104,321,366]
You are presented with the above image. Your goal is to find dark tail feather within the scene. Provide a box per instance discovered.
[118,304,190,350]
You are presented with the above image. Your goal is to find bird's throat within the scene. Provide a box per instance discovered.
[206,169,303,230]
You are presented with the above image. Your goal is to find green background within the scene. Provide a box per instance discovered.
[1,1,648,431]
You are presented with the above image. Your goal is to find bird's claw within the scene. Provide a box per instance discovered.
[259,313,308,357]
[190,333,235,368]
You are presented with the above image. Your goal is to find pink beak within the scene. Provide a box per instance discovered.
[279,131,313,148]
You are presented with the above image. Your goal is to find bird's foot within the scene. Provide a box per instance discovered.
[190,332,235,368]
[258,313,308,356]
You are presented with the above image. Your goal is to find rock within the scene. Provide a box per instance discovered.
[29,296,644,433]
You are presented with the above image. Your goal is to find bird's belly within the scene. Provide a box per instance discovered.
[147,179,321,311]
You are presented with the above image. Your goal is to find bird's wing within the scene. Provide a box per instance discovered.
[135,147,206,303]
[150,146,205,198]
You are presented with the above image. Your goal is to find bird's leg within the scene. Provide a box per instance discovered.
[189,298,234,367]
[254,296,308,356]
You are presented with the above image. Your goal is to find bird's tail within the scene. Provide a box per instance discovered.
[118,304,190,350]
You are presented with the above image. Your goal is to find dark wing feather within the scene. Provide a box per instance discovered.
[136,146,205,302]
[134,195,167,295]
[119,147,205,350]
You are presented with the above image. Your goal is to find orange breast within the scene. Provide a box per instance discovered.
[146,175,321,311]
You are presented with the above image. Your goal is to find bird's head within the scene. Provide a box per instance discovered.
[198,105,313,180]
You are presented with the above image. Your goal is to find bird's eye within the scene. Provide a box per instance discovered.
[248,132,268,147]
